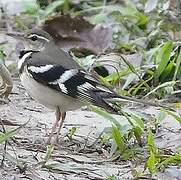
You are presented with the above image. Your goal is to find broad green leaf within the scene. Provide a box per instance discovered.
[147,151,156,174]
[147,130,157,154]
[112,125,125,154]
[122,111,144,130]
[160,60,175,82]
[131,114,145,130]
[154,41,173,80]
[132,126,143,145]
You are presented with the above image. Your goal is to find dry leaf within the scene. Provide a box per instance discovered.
[42,15,113,54]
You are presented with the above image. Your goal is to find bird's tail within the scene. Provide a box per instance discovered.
[91,91,172,114]
[107,94,162,107]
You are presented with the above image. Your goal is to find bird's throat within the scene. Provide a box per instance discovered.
[18,50,39,74]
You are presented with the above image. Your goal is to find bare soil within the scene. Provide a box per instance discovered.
[0,79,180,180]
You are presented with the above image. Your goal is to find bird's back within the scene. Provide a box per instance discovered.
[40,42,80,69]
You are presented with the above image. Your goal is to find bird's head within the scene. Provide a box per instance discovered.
[7,28,53,51]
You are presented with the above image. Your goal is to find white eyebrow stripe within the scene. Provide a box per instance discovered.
[28,65,54,73]
[28,34,50,42]
[18,52,33,70]
[37,35,50,42]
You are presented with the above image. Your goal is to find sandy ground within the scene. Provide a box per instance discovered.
[0,78,180,180]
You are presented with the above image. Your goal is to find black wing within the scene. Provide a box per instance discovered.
[27,63,118,112]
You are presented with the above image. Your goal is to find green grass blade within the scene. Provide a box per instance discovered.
[157,153,181,168]
[147,151,156,174]
[91,106,121,128]
[161,108,181,124]
[0,124,25,144]
[154,41,173,81]
[144,81,176,98]
[112,125,125,154]
[42,144,54,165]
[0,129,17,144]
[147,130,158,154]
[173,47,181,81]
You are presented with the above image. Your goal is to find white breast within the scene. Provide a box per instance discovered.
[20,70,83,112]
[18,52,33,70]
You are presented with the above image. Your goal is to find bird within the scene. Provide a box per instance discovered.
[7,28,162,144]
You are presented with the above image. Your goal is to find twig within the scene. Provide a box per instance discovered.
[133,176,157,180]
[0,119,20,126]
[52,154,121,165]
[23,107,43,112]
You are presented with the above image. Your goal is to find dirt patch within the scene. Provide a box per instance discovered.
[0,79,180,180]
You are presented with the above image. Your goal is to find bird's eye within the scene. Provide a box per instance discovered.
[29,35,38,41]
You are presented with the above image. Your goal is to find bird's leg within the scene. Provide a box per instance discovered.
[46,107,61,145]
[54,112,66,143]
